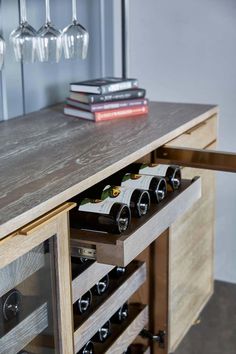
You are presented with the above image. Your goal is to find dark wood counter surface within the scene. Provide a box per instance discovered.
[0,101,217,238]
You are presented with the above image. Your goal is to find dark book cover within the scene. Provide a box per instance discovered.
[70,77,139,94]
[70,88,146,104]
[66,98,148,112]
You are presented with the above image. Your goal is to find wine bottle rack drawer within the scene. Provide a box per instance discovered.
[93,304,148,354]
[0,302,48,354]
[71,178,201,267]
[72,260,114,303]
[73,261,146,353]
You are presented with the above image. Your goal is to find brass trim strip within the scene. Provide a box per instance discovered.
[156,146,236,173]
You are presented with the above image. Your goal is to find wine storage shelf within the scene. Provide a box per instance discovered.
[73,261,146,353]
[71,178,201,267]
[0,301,48,354]
[93,304,148,354]
[72,260,114,303]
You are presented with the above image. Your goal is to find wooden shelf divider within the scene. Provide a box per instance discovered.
[72,261,114,303]
[74,261,146,353]
[94,304,148,354]
[0,302,48,354]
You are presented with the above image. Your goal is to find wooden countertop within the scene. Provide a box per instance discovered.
[0,101,217,238]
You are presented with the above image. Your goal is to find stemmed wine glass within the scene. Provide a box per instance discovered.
[9,0,38,63]
[37,0,62,63]
[0,35,5,70]
[62,0,89,60]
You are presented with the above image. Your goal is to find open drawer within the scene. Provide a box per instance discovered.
[70,178,201,267]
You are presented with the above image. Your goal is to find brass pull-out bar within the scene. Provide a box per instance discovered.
[156,146,236,173]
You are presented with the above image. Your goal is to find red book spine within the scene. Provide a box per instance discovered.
[94,105,149,122]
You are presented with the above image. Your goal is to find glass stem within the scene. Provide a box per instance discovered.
[72,0,77,22]
[45,0,51,23]
[20,0,27,23]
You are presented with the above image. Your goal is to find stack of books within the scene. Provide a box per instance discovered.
[64,77,149,122]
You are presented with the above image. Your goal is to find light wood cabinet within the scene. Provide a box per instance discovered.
[3,101,234,353]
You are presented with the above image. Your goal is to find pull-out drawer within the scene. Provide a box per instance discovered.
[71,178,201,267]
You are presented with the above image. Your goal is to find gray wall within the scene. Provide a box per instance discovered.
[125,0,236,283]
[0,0,109,120]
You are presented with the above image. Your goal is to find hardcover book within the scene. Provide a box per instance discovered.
[66,98,148,112]
[69,88,146,104]
[64,104,149,122]
[70,77,139,95]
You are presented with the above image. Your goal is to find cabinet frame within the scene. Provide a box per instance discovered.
[0,202,75,354]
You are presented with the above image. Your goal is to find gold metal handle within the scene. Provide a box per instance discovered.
[20,202,76,235]
[0,202,77,243]
[156,146,236,173]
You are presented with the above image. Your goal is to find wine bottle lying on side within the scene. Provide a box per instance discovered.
[1,289,22,322]
[100,170,166,204]
[126,163,181,191]
[110,266,126,278]
[77,341,94,354]
[80,183,151,218]
[111,302,129,323]
[70,197,131,234]
[93,320,111,343]
[75,290,92,315]
[92,274,110,296]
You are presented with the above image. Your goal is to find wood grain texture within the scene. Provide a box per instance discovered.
[0,243,44,297]
[72,261,114,303]
[0,102,217,238]
[74,262,146,352]
[0,203,72,269]
[168,166,215,352]
[55,212,74,354]
[165,115,217,150]
[152,230,169,354]
[70,179,201,266]
[0,302,48,354]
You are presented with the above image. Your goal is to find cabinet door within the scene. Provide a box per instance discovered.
[168,164,215,352]
[155,137,236,352]
[152,118,218,353]
[0,203,75,354]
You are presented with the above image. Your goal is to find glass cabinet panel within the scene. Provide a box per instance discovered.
[0,236,58,354]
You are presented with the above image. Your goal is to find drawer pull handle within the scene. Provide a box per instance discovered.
[156,146,236,173]
[1,202,76,242]
[19,202,76,235]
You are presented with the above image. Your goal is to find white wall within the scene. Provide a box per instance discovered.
[126,0,236,283]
